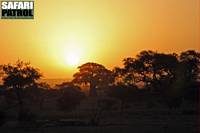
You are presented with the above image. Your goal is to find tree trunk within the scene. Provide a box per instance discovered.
[89,84,97,97]
[15,87,24,121]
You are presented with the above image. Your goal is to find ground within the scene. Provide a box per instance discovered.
[0,99,198,133]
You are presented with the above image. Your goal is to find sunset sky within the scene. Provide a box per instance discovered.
[0,0,199,79]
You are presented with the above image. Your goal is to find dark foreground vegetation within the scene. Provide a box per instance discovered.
[0,50,199,133]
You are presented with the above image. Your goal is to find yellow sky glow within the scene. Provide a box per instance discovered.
[0,0,199,79]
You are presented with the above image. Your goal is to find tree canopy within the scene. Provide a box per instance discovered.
[0,60,42,89]
[73,62,114,96]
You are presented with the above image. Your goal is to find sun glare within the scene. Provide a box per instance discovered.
[65,51,80,67]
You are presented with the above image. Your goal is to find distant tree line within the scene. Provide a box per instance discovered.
[0,50,199,126]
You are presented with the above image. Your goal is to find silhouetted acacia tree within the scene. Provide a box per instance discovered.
[162,50,200,108]
[121,51,179,91]
[150,53,178,92]
[114,51,156,88]
[73,62,114,96]
[179,50,200,103]
[0,60,42,121]
[118,50,200,109]
[180,50,200,83]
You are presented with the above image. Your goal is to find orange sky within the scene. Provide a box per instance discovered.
[0,0,199,79]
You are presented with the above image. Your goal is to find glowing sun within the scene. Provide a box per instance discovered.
[65,51,80,67]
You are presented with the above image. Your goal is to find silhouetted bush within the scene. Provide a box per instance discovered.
[90,97,117,126]
[57,82,85,111]
[108,84,137,103]
[107,84,137,114]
